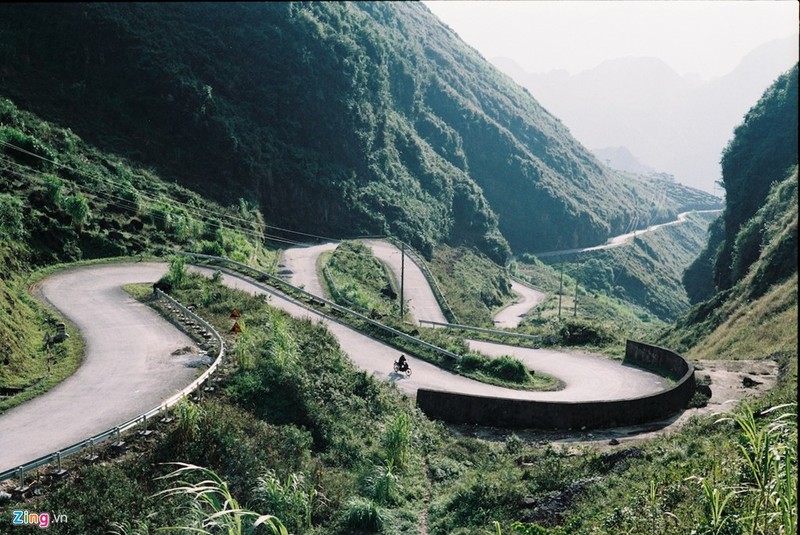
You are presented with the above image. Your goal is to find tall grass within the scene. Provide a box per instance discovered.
[383,412,412,469]
[154,463,289,535]
[253,470,317,532]
[691,403,797,535]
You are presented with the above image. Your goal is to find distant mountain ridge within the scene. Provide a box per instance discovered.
[0,2,719,260]
[494,35,798,192]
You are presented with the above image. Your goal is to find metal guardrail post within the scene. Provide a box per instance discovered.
[52,450,67,478]
[138,414,151,436]
[84,438,97,462]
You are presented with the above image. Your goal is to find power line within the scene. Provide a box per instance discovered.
[0,141,311,245]
[0,138,337,243]
[0,154,307,246]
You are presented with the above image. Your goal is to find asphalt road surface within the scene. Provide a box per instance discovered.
[281,241,448,325]
[0,263,201,474]
[492,281,547,329]
[363,240,448,324]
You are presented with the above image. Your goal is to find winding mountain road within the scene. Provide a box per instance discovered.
[196,264,666,402]
[279,240,667,393]
[280,240,447,325]
[2,248,668,473]
[493,281,547,329]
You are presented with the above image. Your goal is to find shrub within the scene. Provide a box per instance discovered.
[365,460,401,505]
[117,184,141,215]
[0,126,55,168]
[175,396,202,443]
[458,352,530,384]
[253,469,317,532]
[485,355,529,383]
[383,412,412,468]
[340,497,384,533]
[0,193,24,240]
[63,192,90,232]
[558,319,614,345]
[458,352,484,372]
[167,255,188,288]
[200,239,225,256]
[43,174,64,205]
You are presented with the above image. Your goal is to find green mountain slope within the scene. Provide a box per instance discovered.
[664,66,798,361]
[0,2,718,261]
[685,66,798,303]
[532,210,720,321]
[664,167,798,359]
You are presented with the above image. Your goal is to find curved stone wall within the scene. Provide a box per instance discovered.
[416,340,696,430]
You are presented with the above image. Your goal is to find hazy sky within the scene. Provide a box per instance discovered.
[422,1,799,80]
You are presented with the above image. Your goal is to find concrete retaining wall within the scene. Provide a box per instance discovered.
[416,340,696,430]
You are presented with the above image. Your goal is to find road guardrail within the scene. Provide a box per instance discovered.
[177,251,463,362]
[418,319,542,342]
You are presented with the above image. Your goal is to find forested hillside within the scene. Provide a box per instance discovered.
[0,2,718,260]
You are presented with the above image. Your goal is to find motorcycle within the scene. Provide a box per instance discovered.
[393,359,412,377]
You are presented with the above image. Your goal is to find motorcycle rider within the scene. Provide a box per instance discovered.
[397,354,408,372]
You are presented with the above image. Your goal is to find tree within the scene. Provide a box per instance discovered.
[63,192,89,232]
[0,193,24,240]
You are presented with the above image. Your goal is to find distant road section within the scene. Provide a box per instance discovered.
[493,281,547,329]
[0,263,200,474]
[534,209,722,258]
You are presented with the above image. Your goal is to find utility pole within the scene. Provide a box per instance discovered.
[573,273,578,317]
[400,242,405,320]
[558,264,563,319]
